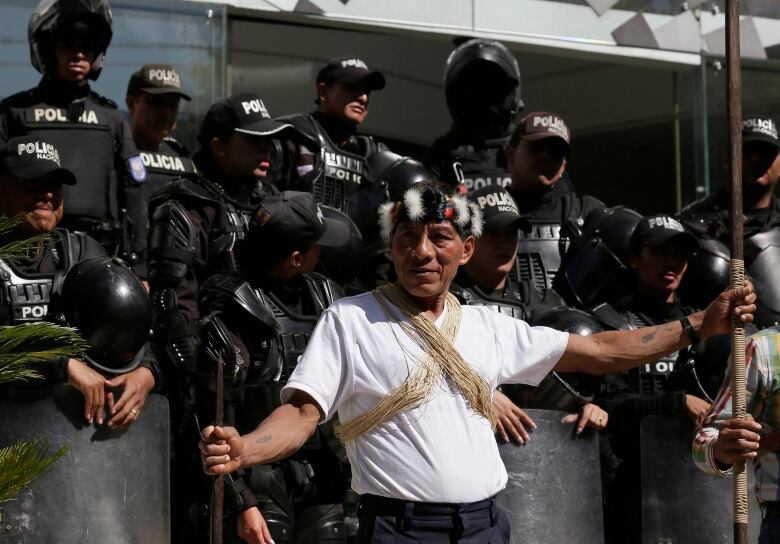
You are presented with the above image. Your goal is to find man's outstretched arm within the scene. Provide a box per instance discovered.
[555,284,756,375]
[200,390,322,475]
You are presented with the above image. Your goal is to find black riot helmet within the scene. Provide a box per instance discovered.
[554,206,643,309]
[444,39,523,137]
[678,238,730,311]
[29,0,113,81]
[347,150,438,251]
[531,306,605,336]
[61,257,152,374]
[317,205,364,285]
[523,306,604,410]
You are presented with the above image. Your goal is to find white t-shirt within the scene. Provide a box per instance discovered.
[281,292,569,503]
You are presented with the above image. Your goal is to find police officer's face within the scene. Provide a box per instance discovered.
[127,93,180,146]
[0,174,64,235]
[53,40,96,83]
[742,141,780,189]
[212,133,274,181]
[507,137,568,192]
[318,82,370,125]
[300,244,321,274]
[630,240,689,300]
[390,221,474,300]
[464,225,519,284]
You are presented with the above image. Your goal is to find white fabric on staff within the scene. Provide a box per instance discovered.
[281,292,569,503]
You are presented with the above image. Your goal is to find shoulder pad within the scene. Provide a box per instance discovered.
[449,282,473,305]
[149,175,220,206]
[200,274,279,334]
[304,272,344,305]
[355,135,382,157]
[590,303,632,331]
[678,195,721,216]
[0,88,38,109]
[580,195,606,216]
[53,229,107,266]
[162,136,193,157]
[275,113,321,148]
[89,91,118,109]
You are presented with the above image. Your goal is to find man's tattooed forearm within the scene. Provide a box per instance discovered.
[255,433,272,444]
[640,323,676,344]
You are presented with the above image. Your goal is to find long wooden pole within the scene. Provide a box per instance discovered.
[725,1,748,542]
[211,356,225,544]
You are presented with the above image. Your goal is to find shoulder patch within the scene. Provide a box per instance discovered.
[128,156,147,184]
[90,91,118,109]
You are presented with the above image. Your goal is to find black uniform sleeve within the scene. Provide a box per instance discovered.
[35,355,71,384]
[225,470,259,513]
[112,112,147,266]
[0,102,10,148]
[137,341,164,393]
[149,200,209,378]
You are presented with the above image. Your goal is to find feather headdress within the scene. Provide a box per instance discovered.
[377,182,483,243]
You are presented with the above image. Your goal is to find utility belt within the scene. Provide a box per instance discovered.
[358,493,498,528]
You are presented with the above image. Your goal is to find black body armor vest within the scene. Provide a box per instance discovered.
[0,230,101,326]
[279,113,379,212]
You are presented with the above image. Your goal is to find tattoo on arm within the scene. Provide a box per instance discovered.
[255,433,272,444]
[640,323,677,345]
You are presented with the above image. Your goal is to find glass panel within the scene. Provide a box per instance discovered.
[0,0,227,150]
[701,58,780,198]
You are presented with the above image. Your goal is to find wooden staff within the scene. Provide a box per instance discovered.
[725,0,748,542]
[211,355,225,544]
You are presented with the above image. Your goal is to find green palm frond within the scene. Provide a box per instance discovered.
[0,323,88,384]
[0,440,67,503]
[0,215,22,235]
[0,215,49,261]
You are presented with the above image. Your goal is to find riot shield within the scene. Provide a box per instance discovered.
[496,408,604,544]
[747,240,780,329]
[641,414,761,544]
[0,384,170,544]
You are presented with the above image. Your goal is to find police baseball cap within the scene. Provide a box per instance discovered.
[316,56,386,91]
[252,191,350,256]
[2,137,76,185]
[127,64,191,100]
[511,112,571,147]
[468,185,530,233]
[742,115,779,148]
[198,93,294,144]
[630,215,698,255]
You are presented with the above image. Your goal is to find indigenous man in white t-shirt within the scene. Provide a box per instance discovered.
[200,181,755,544]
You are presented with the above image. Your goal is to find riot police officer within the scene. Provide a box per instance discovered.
[0,0,146,255]
[148,93,297,375]
[593,215,715,543]
[425,38,523,190]
[506,111,604,291]
[147,93,301,541]
[196,191,349,543]
[273,56,387,211]
[124,63,195,276]
[451,186,608,442]
[0,135,159,427]
[678,115,780,328]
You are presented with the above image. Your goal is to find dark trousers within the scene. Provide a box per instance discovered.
[356,494,510,543]
[760,502,780,544]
